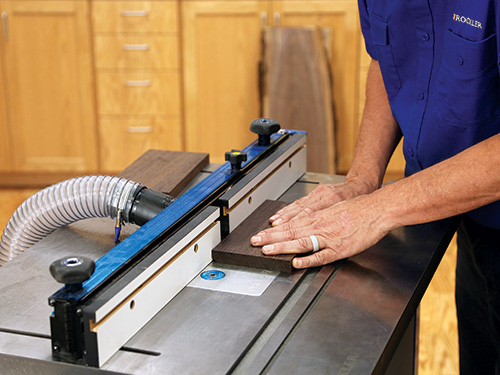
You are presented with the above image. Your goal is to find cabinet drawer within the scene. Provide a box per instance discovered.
[98,116,183,171]
[96,71,180,115]
[95,34,179,69]
[92,1,178,33]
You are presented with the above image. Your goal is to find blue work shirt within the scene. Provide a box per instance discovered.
[358,0,500,229]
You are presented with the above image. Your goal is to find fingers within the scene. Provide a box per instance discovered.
[255,232,340,269]
[269,195,322,226]
[269,183,350,226]
[251,219,316,247]
[257,235,341,269]
[293,250,337,269]
[254,192,386,270]
[259,235,322,255]
[269,204,308,226]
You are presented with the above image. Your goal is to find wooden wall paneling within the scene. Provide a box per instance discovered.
[271,1,361,174]
[213,200,296,272]
[182,1,270,164]
[261,26,335,174]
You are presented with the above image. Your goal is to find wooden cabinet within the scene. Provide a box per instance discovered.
[0,1,98,174]
[182,0,361,169]
[0,0,404,182]
[92,1,183,172]
[0,42,11,173]
[270,1,361,174]
[182,1,269,164]
[182,0,405,175]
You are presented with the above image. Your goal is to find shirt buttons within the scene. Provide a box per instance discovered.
[416,92,425,101]
[422,33,430,41]
[457,56,464,66]
[408,148,414,157]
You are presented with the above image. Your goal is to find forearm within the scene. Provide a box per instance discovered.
[377,133,500,231]
[346,59,402,192]
[266,60,401,225]
[253,135,500,268]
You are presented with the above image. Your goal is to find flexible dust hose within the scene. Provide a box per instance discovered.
[0,175,173,266]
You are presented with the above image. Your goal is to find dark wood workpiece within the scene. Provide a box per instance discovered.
[119,150,209,196]
[213,200,296,272]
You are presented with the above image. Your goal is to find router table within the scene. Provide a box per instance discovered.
[0,140,457,375]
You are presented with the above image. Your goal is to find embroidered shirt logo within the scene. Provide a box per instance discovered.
[453,14,482,29]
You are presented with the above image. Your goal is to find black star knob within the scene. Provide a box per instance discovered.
[250,118,281,146]
[49,256,95,291]
[225,149,248,173]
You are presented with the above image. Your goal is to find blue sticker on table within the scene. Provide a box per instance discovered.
[201,270,226,280]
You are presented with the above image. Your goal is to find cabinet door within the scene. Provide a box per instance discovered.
[1,1,97,172]
[274,0,404,177]
[0,35,11,172]
[272,1,361,174]
[182,1,269,164]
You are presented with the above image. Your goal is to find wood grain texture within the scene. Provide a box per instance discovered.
[418,235,459,375]
[2,1,98,172]
[98,116,184,172]
[0,172,102,188]
[118,150,208,196]
[272,1,362,174]
[213,200,296,273]
[94,34,179,70]
[261,26,335,174]
[96,71,181,116]
[182,1,267,165]
[0,189,39,234]
[92,2,179,33]
[0,52,11,172]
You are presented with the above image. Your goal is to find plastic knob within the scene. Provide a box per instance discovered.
[49,256,95,290]
[225,149,248,172]
[250,118,281,146]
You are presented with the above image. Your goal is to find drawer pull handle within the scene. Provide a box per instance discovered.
[123,44,150,51]
[121,10,149,17]
[124,80,151,87]
[127,126,153,133]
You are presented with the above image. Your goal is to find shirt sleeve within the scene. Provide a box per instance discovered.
[357,0,378,60]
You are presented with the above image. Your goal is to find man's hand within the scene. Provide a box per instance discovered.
[251,194,391,269]
[254,59,403,270]
[269,179,377,226]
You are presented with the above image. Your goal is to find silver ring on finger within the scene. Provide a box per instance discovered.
[309,235,320,252]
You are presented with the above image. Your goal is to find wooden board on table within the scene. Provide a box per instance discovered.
[261,26,335,174]
[213,200,296,273]
[119,150,209,196]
